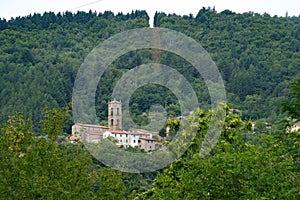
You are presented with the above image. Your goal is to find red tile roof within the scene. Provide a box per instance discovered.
[129,132,150,136]
[70,136,77,141]
[139,137,157,141]
[107,130,128,134]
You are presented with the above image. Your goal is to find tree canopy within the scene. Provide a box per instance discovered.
[0,8,300,199]
[281,78,300,121]
[1,9,300,129]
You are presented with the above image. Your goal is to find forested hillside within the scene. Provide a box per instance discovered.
[154,8,300,121]
[0,8,300,130]
[0,10,150,130]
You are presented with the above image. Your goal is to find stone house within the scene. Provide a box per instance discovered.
[138,137,157,152]
[72,123,109,143]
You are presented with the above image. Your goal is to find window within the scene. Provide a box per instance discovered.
[117,107,120,115]
[120,139,122,142]
[133,140,136,143]
[111,119,114,126]
[117,119,119,126]
[110,107,113,115]
[126,134,128,137]
[126,140,128,143]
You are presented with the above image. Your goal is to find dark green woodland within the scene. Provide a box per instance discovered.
[0,8,299,199]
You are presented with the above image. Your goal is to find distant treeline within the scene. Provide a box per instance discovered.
[0,10,149,30]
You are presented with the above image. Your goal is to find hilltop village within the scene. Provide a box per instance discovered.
[71,100,158,152]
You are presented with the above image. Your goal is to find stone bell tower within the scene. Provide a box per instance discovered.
[108,99,122,130]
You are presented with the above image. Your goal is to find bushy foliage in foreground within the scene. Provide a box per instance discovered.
[137,107,300,199]
[0,106,299,199]
[0,108,126,199]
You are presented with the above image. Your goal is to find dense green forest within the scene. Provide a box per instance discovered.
[0,8,300,199]
[0,10,150,130]
[0,8,300,128]
[154,8,300,121]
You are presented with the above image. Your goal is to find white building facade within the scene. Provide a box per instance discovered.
[103,129,154,148]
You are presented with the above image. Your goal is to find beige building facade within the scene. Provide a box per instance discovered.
[71,99,157,150]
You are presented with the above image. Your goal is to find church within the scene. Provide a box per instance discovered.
[71,99,157,151]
